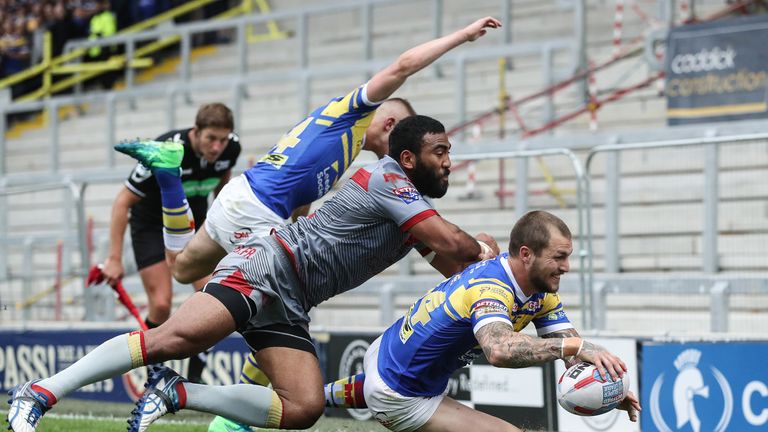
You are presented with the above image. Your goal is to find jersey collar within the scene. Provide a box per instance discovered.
[500,253,531,303]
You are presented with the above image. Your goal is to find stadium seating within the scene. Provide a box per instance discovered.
[1,0,766,335]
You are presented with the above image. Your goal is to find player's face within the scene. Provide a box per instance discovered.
[529,229,572,294]
[193,127,231,162]
[411,132,451,198]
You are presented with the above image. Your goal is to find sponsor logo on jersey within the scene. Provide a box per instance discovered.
[473,299,509,318]
[130,164,153,183]
[383,173,408,183]
[525,300,541,311]
[214,160,231,171]
[393,186,421,204]
[229,227,253,245]
[259,153,289,168]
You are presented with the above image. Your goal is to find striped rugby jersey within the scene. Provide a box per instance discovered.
[245,84,381,219]
[274,156,436,309]
[377,253,574,397]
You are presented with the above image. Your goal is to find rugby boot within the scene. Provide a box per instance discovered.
[207,415,253,432]
[115,139,183,172]
[6,380,53,432]
[127,365,187,432]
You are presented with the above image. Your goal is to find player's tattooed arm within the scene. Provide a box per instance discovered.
[543,328,582,368]
[476,321,562,368]
[542,329,624,379]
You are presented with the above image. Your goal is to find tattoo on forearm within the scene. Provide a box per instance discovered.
[477,322,561,368]
[542,328,580,367]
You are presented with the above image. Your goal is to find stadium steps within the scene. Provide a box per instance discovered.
[3,0,767,330]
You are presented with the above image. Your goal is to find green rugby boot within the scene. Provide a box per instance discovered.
[207,415,253,432]
[115,139,183,171]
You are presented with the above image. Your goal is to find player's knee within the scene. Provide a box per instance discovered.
[147,326,204,361]
[171,265,195,285]
[280,392,324,429]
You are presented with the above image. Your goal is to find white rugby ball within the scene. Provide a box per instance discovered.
[557,361,629,416]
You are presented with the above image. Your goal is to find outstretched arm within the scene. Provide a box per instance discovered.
[366,16,502,102]
[476,322,627,381]
[409,216,496,277]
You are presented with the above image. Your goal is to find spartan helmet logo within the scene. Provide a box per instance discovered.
[672,350,710,431]
[650,349,734,432]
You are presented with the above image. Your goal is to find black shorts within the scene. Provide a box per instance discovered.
[203,282,317,357]
[129,218,165,270]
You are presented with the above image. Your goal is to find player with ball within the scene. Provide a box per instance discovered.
[325,210,641,432]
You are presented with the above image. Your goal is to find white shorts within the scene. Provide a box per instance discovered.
[363,337,446,432]
[204,174,289,252]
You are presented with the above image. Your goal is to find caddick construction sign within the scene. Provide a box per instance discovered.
[666,14,768,125]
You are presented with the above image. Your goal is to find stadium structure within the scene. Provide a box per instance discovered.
[1,1,766,431]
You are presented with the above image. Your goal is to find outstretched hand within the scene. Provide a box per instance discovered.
[463,17,502,42]
[618,391,642,422]
[576,340,627,382]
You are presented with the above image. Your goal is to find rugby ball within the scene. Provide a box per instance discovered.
[557,362,629,416]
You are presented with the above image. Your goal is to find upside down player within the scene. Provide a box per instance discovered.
[7,115,499,432]
[112,16,501,432]
[326,211,641,432]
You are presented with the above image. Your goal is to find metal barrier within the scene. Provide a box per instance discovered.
[0,41,574,177]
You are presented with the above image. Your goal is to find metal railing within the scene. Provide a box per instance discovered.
[0,42,575,177]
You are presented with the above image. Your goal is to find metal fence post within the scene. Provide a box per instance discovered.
[432,0,443,78]
[0,177,7,280]
[710,281,730,332]
[181,31,192,104]
[703,142,719,272]
[604,147,620,273]
[106,93,116,167]
[379,283,394,327]
[22,237,34,323]
[49,99,60,173]
[515,157,528,217]
[297,13,308,69]
[455,55,466,142]
[167,87,177,131]
[126,39,137,110]
[0,102,6,176]
[592,281,607,330]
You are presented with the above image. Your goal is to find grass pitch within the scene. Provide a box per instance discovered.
[3,399,387,432]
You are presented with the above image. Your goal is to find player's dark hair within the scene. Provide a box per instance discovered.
[388,115,445,159]
[195,103,234,131]
[509,210,571,257]
[385,97,416,116]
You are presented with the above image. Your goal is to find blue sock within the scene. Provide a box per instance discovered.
[154,167,186,210]
[155,167,195,251]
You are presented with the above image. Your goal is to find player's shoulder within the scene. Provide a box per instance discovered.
[155,128,189,143]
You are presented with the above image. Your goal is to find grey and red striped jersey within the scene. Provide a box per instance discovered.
[273,155,437,309]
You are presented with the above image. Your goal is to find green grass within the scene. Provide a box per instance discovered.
[3,399,387,432]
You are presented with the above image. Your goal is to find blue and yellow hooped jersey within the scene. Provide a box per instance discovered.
[245,84,381,219]
[377,253,573,397]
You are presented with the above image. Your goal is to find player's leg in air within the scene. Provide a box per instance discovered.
[116,140,281,432]
[115,139,226,284]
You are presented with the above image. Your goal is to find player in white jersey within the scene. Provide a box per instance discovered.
[332,211,641,432]
[7,115,499,432]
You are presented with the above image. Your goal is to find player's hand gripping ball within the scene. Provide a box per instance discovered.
[557,362,629,416]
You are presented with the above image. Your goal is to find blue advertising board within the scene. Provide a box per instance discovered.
[641,342,768,431]
[0,329,252,403]
[666,14,768,125]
